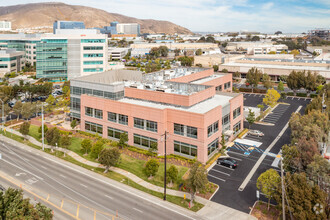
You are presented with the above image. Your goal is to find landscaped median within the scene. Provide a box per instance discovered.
[0,127,216,211]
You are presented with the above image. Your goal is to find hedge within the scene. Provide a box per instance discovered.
[59,130,73,136]
[239,88,252,92]
[253,88,267,94]
[286,92,294,96]
[310,94,318,98]
[296,93,307,97]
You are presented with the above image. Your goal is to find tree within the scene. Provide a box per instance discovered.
[158,46,169,57]
[91,140,104,159]
[282,144,301,172]
[287,71,300,95]
[268,51,276,54]
[280,50,288,54]
[19,122,30,139]
[246,67,262,92]
[45,127,61,147]
[21,102,35,120]
[70,119,77,130]
[296,137,319,170]
[81,139,92,155]
[274,172,327,220]
[257,104,264,112]
[167,165,178,185]
[263,88,280,107]
[178,56,194,66]
[118,133,128,148]
[257,169,281,210]
[213,65,219,72]
[220,133,226,149]
[246,109,255,128]
[290,49,300,56]
[144,159,160,178]
[262,73,272,89]
[278,81,284,92]
[206,36,215,43]
[221,68,228,73]
[251,36,260,41]
[195,49,202,56]
[0,188,53,219]
[99,148,121,173]
[45,95,56,112]
[38,124,48,134]
[174,49,180,56]
[305,71,318,93]
[149,142,158,154]
[307,155,330,189]
[187,162,208,203]
[275,31,282,35]
[60,135,71,156]
[12,101,23,121]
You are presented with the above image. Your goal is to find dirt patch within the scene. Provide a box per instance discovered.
[251,201,280,220]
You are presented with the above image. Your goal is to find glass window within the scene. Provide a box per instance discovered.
[71,97,80,111]
[107,127,126,139]
[133,134,157,149]
[187,126,197,139]
[92,90,103,97]
[174,123,184,136]
[222,114,230,126]
[134,118,144,129]
[215,85,222,91]
[94,109,103,119]
[119,114,128,125]
[208,121,219,137]
[233,107,241,119]
[72,86,81,95]
[108,112,117,122]
[208,138,219,156]
[233,121,241,135]
[173,141,197,157]
[146,120,158,132]
[85,121,102,135]
[82,88,92,95]
[85,107,93,117]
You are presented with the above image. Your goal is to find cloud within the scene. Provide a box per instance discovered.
[261,2,274,10]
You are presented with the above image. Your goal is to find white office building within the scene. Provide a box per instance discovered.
[0,21,11,31]
[108,47,130,60]
[116,23,140,36]
[0,49,25,76]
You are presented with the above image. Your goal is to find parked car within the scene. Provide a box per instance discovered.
[248,130,264,137]
[217,157,238,169]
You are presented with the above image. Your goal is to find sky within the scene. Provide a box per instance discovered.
[2,0,330,33]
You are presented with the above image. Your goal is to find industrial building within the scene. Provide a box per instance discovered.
[70,67,241,163]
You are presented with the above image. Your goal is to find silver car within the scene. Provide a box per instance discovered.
[248,130,264,137]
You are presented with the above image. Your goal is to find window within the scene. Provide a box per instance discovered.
[208,138,219,156]
[95,109,103,119]
[222,114,230,126]
[83,61,103,65]
[133,134,157,149]
[85,107,93,117]
[108,112,117,122]
[81,39,105,43]
[71,97,80,111]
[187,126,198,139]
[208,121,219,137]
[134,118,144,129]
[146,120,158,132]
[85,121,102,135]
[85,107,103,119]
[233,121,241,135]
[224,82,231,90]
[174,141,197,157]
[174,123,184,136]
[83,68,103,72]
[233,107,241,119]
[215,85,222,91]
[83,54,103,58]
[72,86,81,95]
[108,127,126,139]
[119,114,128,125]
[92,90,103,97]
[83,46,103,50]
[82,88,92,95]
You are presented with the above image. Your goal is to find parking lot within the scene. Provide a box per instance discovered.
[208,93,311,213]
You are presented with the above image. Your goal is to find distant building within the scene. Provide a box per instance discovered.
[0,49,25,76]
[0,21,11,31]
[53,21,85,34]
[108,47,130,60]
[117,23,140,36]
[308,29,330,40]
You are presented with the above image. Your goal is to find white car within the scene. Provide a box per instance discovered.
[248,130,264,137]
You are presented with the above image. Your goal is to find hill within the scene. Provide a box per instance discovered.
[0,2,193,34]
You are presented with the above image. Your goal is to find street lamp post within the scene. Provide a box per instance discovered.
[41,103,45,151]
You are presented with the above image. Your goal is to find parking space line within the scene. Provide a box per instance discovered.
[228,156,242,161]
[227,150,249,157]
[215,164,235,171]
[210,169,230,176]
[208,174,226,182]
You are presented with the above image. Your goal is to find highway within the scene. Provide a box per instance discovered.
[0,136,200,220]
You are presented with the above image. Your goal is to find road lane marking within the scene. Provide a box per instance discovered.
[210,169,230,176]
[105,195,113,200]
[238,105,303,192]
[42,157,196,220]
[133,208,143,213]
[60,174,66,178]
[80,184,88,188]
[227,150,249,157]
[2,159,44,180]
[208,174,226,182]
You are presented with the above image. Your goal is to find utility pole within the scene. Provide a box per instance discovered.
[281,158,286,220]
[164,131,167,201]
[41,103,45,151]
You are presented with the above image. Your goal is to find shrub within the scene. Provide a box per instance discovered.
[280,92,287,99]
[287,92,294,96]
[144,159,160,177]
[59,130,72,136]
[239,87,252,93]
[38,125,48,134]
[310,94,318,98]
[254,88,267,94]
[296,92,307,97]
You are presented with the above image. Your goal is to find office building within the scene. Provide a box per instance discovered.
[117,23,140,36]
[308,29,330,41]
[53,21,85,34]
[0,21,11,31]
[108,47,130,60]
[70,67,242,163]
[36,29,108,81]
[0,49,25,76]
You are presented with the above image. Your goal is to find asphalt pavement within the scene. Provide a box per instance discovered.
[208,95,310,213]
[0,138,201,220]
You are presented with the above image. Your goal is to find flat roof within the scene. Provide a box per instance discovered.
[118,94,232,114]
[222,62,330,72]
[72,70,143,85]
[190,74,225,84]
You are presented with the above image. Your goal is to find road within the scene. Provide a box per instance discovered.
[208,95,310,213]
[0,137,200,220]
